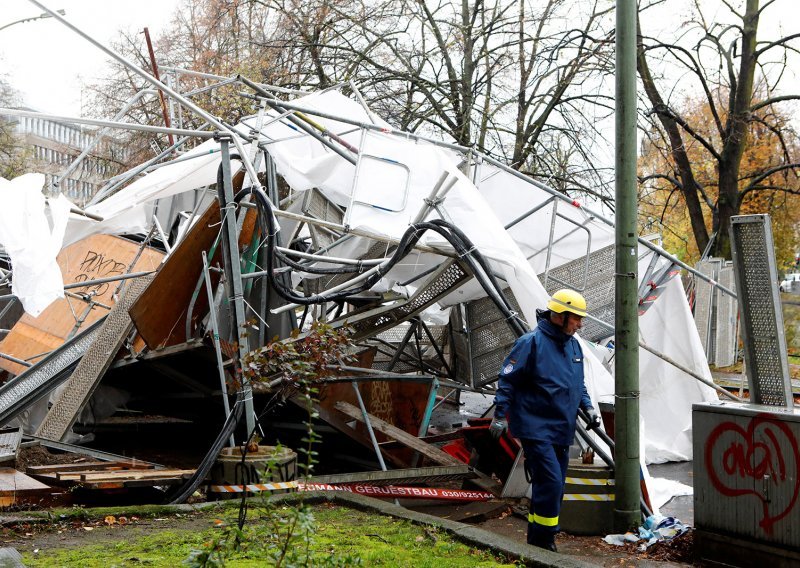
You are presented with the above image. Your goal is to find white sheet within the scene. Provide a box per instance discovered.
[0,174,71,316]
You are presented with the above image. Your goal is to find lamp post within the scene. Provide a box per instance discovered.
[0,9,65,33]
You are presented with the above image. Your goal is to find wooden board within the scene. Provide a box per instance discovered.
[334,401,461,466]
[129,199,258,350]
[0,235,163,375]
[0,468,50,506]
[26,460,154,476]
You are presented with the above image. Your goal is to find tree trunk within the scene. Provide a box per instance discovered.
[636,16,709,254]
[712,0,760,259]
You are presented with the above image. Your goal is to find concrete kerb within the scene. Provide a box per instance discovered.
[0,493,592,568]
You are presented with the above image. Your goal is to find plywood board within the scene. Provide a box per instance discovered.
[129,199,258,350]
[0,235,163,375]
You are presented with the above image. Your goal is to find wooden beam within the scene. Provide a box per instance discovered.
[334,401,461,466]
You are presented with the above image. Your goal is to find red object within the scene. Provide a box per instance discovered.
[442,439,472,464]
[301,483,494,501]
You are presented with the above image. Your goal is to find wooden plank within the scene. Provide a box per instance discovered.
[0,468,51,493]
[84,476,188,490]
[27,460,154,475]
[130,189,258,350]
[334,401,461,466]
[79,468,195,482]
[0,235,163,375]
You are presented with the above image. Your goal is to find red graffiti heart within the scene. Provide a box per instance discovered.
[705,413,800,534]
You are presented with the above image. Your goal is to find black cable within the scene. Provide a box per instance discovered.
[166,391,246,504]
[233,181,527,338]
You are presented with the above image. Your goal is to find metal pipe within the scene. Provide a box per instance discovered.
[238,76,358,164]
[143,27,174,147]
[614,0,641,532]
[217,137,255,436]
[89,132,203,206]
[202,251,235,447]
[351,381,388,472]
[0,271,156,301]
[275,246,387,266]
[0,108,214,139]
[57,89,157,188]
[240,202,456,257]
[0,351,32,368]
[160,66,308,95]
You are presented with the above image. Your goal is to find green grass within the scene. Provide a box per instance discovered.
[21,504,517,567]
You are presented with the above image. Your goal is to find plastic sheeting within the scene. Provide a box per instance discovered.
[633,276,718,462]
[0,174,71,316]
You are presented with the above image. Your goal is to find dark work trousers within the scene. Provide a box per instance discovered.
[521,438,570,546]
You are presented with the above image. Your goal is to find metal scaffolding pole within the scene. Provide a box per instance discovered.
[614,0,641,532]
[217,136,255,436]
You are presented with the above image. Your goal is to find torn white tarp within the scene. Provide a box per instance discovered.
[0,174,71,316]
[635,276,718,462]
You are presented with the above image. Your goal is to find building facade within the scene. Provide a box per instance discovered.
[5,109,129,206]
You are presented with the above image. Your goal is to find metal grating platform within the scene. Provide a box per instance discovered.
[730,215,792,406]
[539,244,615,342]
[369,323,448,373]
[333,260,472,342]
[302,188,345,250]
[0,318,103,428]
[36,275,154,441]
[465,290,521,388]
[714,263,738,367]
[693,259,720,358]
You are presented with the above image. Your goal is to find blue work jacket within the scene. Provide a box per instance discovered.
[494,312,593,445]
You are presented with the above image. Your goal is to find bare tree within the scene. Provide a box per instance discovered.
[637,0,800,258]
[87,0,618,204]
[0,78,27,179]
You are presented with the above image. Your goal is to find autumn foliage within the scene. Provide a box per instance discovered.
[638,91,800,269]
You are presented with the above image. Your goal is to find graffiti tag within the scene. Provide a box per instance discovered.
[704,413,800,534]
[73,250,127,297]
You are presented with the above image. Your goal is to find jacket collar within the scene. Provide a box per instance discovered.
[536,309,570,345]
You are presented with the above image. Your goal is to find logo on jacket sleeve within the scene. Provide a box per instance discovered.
[502,363,514,374]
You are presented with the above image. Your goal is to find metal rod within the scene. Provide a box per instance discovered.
[202,251,236,447]
[0,351,32,368]
[0,271,156,301]
[275,246,388,266]
[239,76,358,164]
[351,381,388,472]
[217,137,255,436]
[0,108,214,138]
[57,89,157,189]
[143,27,174,147]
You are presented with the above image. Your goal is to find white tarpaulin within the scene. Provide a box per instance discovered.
[634,276,718,462]
[0,174,71,316]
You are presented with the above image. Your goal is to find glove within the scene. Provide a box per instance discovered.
[489,417,508,440]
[586,408,602,430]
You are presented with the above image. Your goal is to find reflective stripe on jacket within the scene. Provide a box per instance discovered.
[494,312,592,445]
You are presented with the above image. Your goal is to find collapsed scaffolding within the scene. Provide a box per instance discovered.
[0,4,737,509]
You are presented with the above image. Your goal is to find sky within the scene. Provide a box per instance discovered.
[0,0,180,115]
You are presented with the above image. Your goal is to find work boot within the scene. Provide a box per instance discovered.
[528,536,558,553]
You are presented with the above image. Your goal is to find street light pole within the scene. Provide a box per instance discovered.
[0,9,65,33]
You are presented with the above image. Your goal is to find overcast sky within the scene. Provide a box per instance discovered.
[1,0,179,115]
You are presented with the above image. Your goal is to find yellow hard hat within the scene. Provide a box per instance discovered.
[547,289,587,317]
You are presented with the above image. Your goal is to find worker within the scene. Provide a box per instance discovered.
[489,288,601,552]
